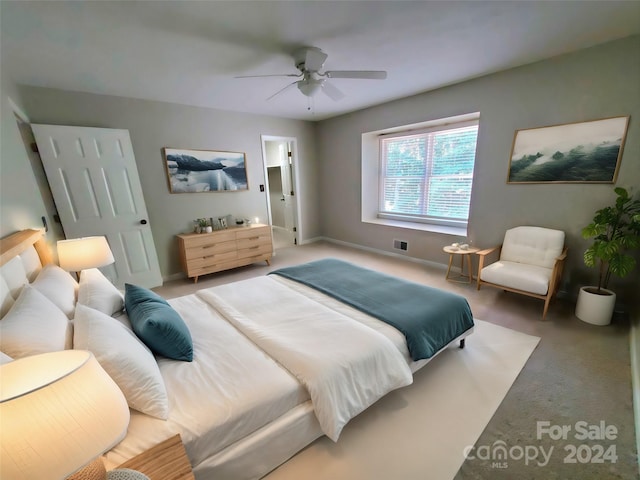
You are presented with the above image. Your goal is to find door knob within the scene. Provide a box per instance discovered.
[140,219,148,225]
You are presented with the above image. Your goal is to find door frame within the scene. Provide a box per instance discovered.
[260,135,301,245]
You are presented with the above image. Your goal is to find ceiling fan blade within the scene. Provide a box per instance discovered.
[325,70,387,80]
[266,80,299,101]
[304,48,328,72]
[235,73,301,78]
[321,81,345,101]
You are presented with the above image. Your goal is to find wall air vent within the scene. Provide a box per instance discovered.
[393,239,408,251]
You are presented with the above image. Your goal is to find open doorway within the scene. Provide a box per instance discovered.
[261,135,300,249]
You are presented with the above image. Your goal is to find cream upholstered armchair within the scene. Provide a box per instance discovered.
[476,226,567,319]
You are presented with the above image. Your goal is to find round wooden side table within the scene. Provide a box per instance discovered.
[443,245,480,283]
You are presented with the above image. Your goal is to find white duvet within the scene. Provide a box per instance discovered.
[197,276,413,441]
[104,293,309,469]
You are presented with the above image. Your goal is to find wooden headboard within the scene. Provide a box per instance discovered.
[0,229,54,267]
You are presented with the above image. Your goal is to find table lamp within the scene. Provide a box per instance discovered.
[57,236,115,274]
[0,350,130,480]
[57,236,115,284]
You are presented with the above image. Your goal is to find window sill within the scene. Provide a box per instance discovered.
[362,217,467,237]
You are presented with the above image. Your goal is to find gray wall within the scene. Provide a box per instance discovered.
[0,75,53,245]
[12,89,318,278]
[317,36,640,302]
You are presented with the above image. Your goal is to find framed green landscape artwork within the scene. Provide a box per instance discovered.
[507,116,629,184]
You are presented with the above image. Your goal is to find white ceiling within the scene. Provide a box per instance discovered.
[2,1,639,121]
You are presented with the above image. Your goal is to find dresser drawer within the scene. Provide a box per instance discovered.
[188,259,239,278]
[182,230,236,248]
[183,240,236,261]
[236,234,271,250]
[186,249,237,270]
[236,225,271,240]
[237,242,271,260]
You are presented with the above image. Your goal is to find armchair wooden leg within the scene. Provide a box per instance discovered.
[542,295,552,320]
[476,255,485,290]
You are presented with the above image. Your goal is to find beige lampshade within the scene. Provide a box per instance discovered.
[57,236,115,272]
[0,350,130,480]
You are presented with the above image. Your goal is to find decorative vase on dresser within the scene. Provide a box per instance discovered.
[176,224,273,282]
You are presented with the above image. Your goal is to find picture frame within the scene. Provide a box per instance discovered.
[163,147,248,193]
[507,116,629,184]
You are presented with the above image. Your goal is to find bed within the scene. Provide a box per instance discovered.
[0,229,474,480]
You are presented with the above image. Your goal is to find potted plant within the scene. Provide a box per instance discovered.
[197,218,211,234]
[575,187,640,325]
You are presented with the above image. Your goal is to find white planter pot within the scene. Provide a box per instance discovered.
[575,286,616,326]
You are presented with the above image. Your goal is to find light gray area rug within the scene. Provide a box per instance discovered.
[265,320,540,480]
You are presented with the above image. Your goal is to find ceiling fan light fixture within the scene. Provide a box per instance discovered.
[298,78,324,97]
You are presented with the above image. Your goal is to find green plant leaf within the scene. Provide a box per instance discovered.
[582,187,640,284]
[583,248,596,267]
[614,186,628,198]
[582,223,606,239]
[608,253,636,278]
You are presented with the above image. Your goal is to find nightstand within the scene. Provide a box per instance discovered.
[114,434,194,480]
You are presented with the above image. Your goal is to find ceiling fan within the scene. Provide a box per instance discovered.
[235,47,387,102]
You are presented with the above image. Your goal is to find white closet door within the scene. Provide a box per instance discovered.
[32,124,162,288]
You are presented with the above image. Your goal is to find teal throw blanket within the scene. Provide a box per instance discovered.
[270,258,474,360]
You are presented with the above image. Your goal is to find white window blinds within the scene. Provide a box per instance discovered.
[379,120,479,227]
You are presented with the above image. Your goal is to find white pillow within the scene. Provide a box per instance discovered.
[0,256,28,298]
[0,351,13,365]
[20,246,43,282]
[32,264,79,319]
[77,268,124,316]
[73,304,169,420]
[0,276,15,317]
[0,285,70,359]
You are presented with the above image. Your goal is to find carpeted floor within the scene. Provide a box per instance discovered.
[155,239,637,479]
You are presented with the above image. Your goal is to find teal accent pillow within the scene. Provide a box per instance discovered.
[124,284,193,361]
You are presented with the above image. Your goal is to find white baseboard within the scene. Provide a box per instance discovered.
[630,315,640,476]
[312,236,448,271]
[298,236,325,246]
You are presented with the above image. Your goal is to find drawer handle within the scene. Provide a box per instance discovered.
[249,246,260,250]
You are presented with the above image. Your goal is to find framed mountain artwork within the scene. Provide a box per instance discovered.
[507,116,629,184]
[163,147,248,193]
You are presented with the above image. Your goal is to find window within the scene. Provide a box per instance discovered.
[378,119,478,228]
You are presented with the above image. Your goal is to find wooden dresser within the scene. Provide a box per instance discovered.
[177,224,272,282]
